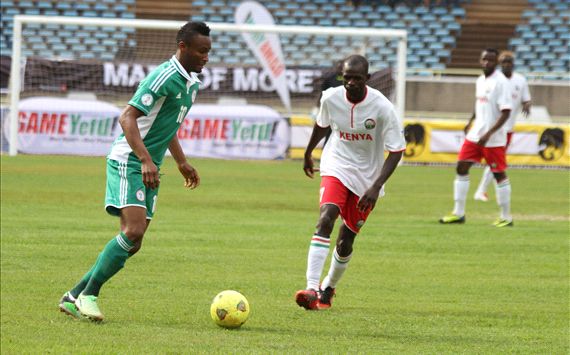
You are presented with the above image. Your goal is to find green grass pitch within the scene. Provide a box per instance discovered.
[1,155,568,353]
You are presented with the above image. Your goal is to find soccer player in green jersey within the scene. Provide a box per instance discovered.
[58,22,211,322]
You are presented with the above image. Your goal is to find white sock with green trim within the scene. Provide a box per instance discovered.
[321,248,352,289]
[306,234,330,290]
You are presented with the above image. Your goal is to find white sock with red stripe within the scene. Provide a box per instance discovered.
[306,234,330,290]
[495,178,512,221]
[453,175,469,216]
[321,248,352,290]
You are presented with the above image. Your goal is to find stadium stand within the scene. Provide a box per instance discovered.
[509,0,570,78]
[0,0,136,60]
[0,0,567,76]
[189,0,466,70]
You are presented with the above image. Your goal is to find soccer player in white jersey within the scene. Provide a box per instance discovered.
[295,55,406,310]
[58,22,211,321]
[440,48,514,228]
[474,51,531,202]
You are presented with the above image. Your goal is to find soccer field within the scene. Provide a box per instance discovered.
[1,155,568,354]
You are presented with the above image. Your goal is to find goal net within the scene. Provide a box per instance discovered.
[6,15,406,156]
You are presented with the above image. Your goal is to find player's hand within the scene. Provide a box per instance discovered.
[357,187,380,213]
[141,160,160,189]
[303,156,315,178]
[477,133,490,146]
[522,102,531,117]
[177,161,200,189]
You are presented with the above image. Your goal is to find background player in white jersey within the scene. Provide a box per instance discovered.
[474,51,531,202]
[295,55,406,310]
[58,22,211,321]
[440,48,513,227]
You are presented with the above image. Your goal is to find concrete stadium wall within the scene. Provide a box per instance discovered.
[406,77,569,117]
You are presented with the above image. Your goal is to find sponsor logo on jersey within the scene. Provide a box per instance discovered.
[364,119,376,129]
[339,131,373,141]
[136,189,145,201]
[176,93,182,99]
[141,94,153,106]
[356,220,365,228]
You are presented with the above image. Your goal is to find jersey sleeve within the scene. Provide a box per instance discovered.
[496,79,513,112]
[382,105,406,152]
[128,69,172,115]
[316,96,331,128]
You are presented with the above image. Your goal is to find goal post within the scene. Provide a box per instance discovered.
[8,15,407,156]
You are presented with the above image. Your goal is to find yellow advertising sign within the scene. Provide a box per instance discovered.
[404,120,569,167]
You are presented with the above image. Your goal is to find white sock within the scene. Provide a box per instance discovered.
[306,234,330,290]
[453,175,470,216]
[321,248,352,290]
[476,166,494,195]
[495,178,512,221]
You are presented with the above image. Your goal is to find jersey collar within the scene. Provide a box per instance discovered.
[170,55,201,85]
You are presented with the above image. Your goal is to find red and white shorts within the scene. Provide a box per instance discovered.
[319,176,372,233]
[458,139,507,172]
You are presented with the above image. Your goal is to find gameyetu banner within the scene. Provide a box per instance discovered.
[177,104,289,160]
[3,97,121,155]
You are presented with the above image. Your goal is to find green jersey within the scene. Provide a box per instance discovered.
[108,55,201,167]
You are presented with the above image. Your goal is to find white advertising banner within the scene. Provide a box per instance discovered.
[235,1,291,111]
[3,97,120,155]
[177,104,289,160]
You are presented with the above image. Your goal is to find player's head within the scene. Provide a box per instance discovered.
[480,48,499,76]
[342,55,370,100]
[499,51,515,77]
[176,21,212,73]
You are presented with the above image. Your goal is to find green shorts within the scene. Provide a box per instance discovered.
[105,159,159,219]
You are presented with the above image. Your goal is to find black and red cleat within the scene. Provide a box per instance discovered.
[318,286,335,310]
[295,289,319,310]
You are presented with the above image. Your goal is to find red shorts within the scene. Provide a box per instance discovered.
[458,140,507,172]
[319,176,371,233]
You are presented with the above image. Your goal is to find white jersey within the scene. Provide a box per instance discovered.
[316,85,406,197]
[467,70,513,147]
[503,72,531,132]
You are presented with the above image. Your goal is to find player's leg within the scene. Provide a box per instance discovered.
[296,204,340,310]
[474,166,492,202]
[296,176,346,310]
[319,191,371,309]
[441,140,479,224]
[319,224,356,309]
[486,147,513,227]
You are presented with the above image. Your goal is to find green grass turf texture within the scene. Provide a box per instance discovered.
[1,155,568,354]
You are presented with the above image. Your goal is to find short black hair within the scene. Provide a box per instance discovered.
[483,48,499,56]
[176,21,210,44]
[344,54,369,74]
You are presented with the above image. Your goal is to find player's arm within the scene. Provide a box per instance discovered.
[521,79,532,117]
[303,124,331,178]
[168,135,200,189]
[357,150,403,212]
[119,105,159,189]
[464,111,475,135]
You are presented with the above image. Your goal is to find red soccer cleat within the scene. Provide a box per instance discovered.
[317,286,335,310]
[295,289,319,310]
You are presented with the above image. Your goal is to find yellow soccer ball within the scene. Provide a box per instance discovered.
[210,290,250,329]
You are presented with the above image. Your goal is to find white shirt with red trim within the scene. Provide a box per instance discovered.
[503,71,531,132]
[316,85,406,197]
[467,70,513,147]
